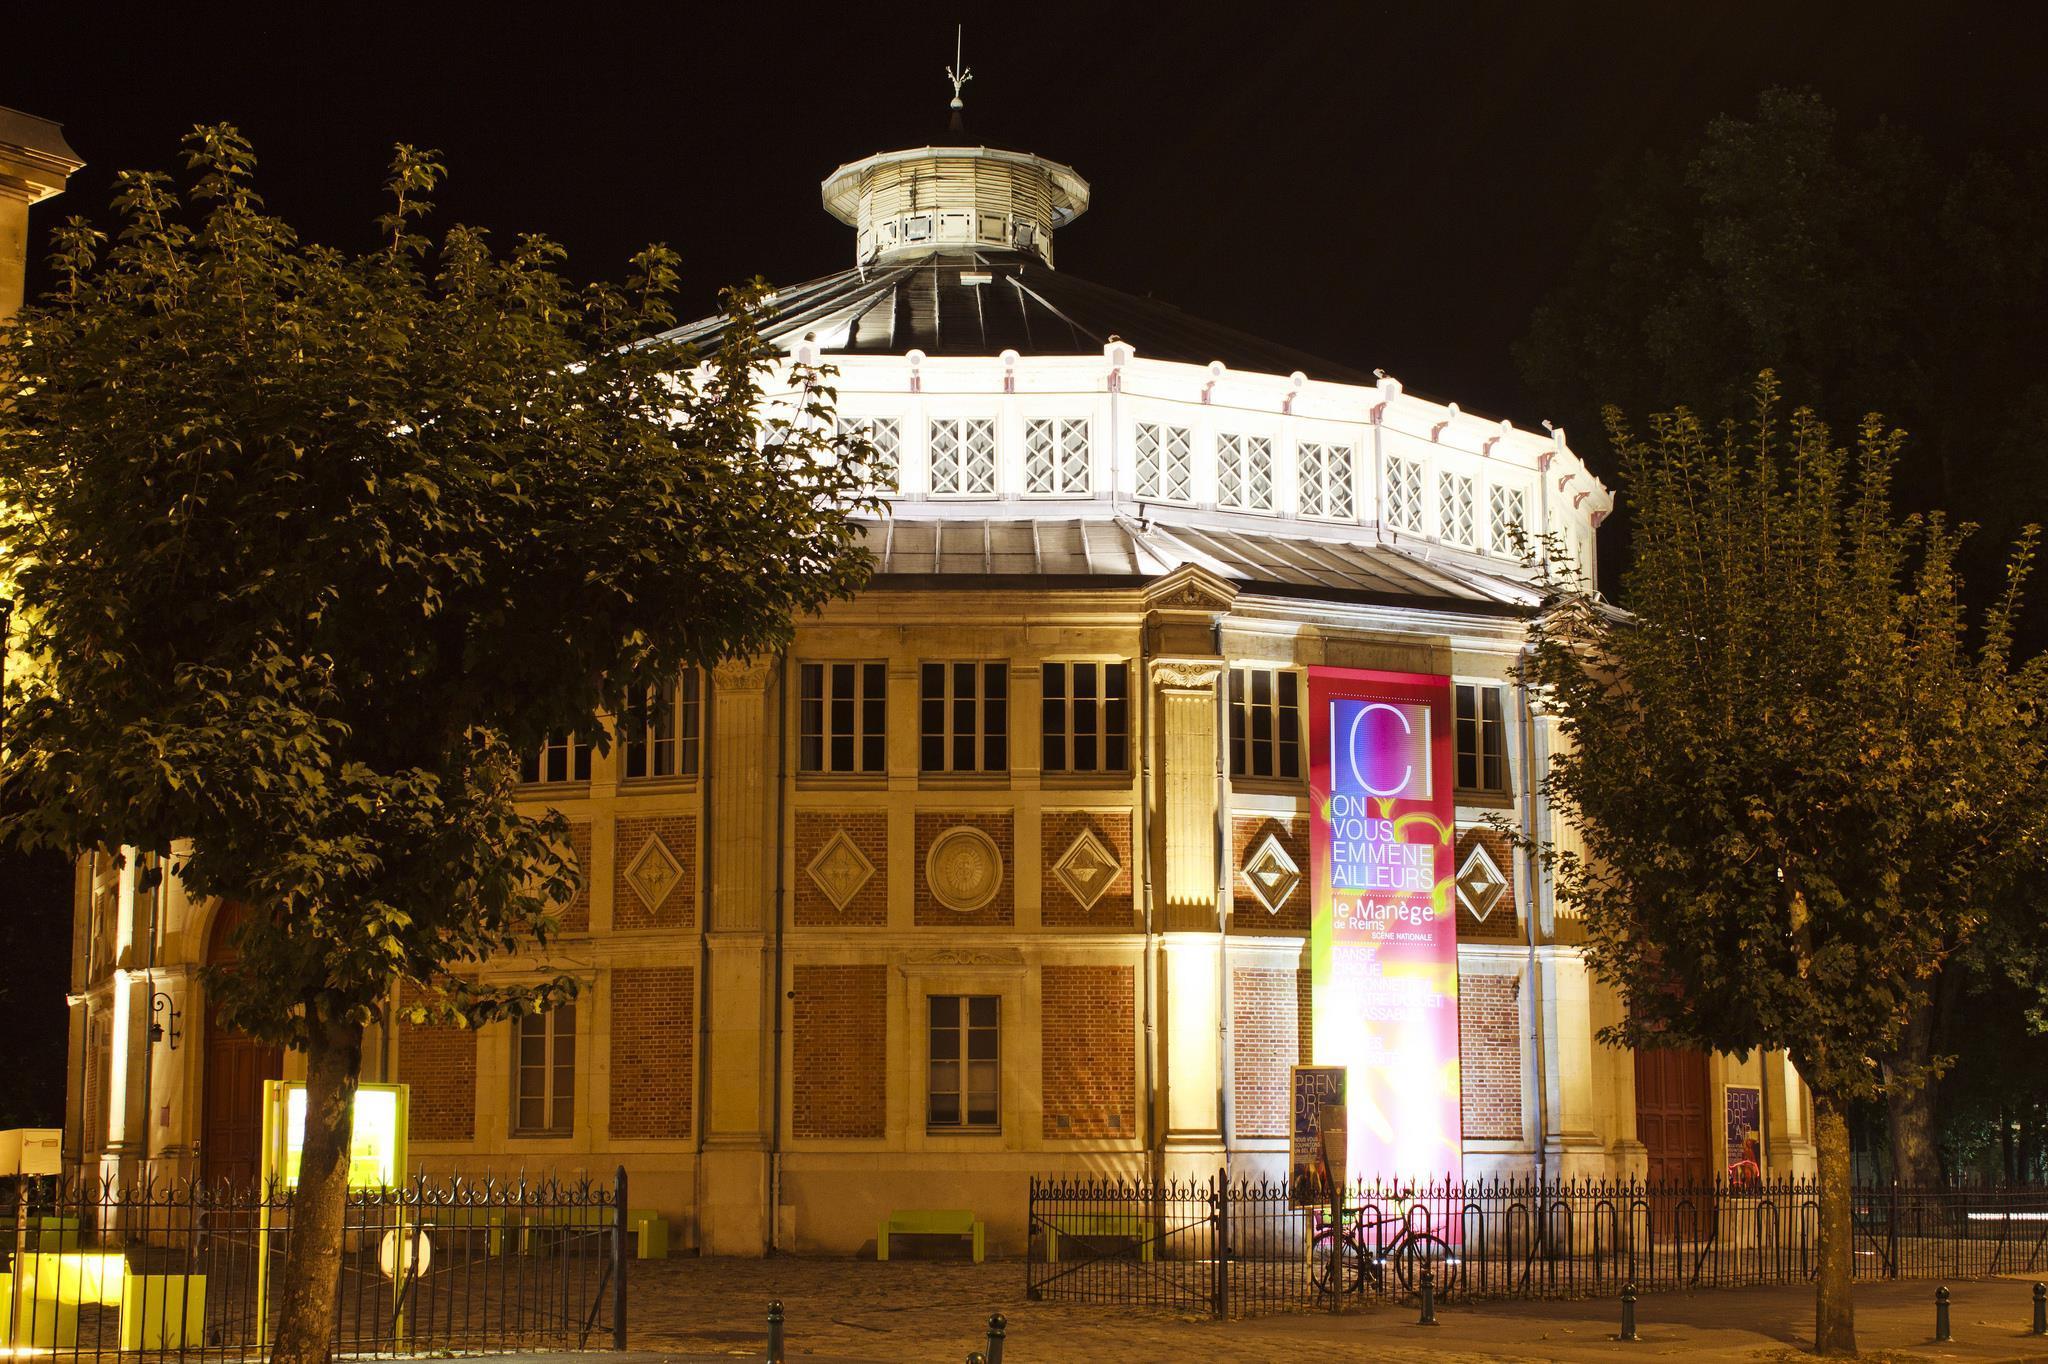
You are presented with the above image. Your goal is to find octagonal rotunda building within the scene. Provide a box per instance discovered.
[67,132,1819,1257]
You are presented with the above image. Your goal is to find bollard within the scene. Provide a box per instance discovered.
[767,1299,786,1364]
[967,1354,987,1364]
[1416,1265,1439,1326]
[2034,1282,2046,1337]
[1619,1282,1638,1342]
[1934,1285,1951,1343]
[986,1311,1007,1364]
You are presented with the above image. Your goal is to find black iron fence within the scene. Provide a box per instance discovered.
[1025,1174,2048,1319]
[3,1169,625,1357]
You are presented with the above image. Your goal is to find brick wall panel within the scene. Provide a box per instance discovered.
[1040,809,1135,930]
[794,811,889,928]
[1041,965,1136,1139]
[397,987,477,1142]
[608,966,694,1140]
[1459,974,1523,1140]
[792,964,887,1139]
[914,811,1014,927]
[1231,966,1313,1138]
[556,821,592,932]
[613,814,698,930]
[1230,815,1309,933]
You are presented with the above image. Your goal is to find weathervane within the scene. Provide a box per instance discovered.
[945,25,973,113]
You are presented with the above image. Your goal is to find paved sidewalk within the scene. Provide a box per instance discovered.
[599,1257,2048,1363]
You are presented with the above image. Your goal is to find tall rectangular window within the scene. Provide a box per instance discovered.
[799,662,888,774]
[1386,454,1425,532]
[1488,484,1528,556]
[1455,682,1510,793]
[623,672,702,780]
[927,995,999,1130]
[1297,442,1356,520]
[1217,433,1275,511]
[921,662,1009,773]
[1230,666,1302,780]
[521,734,592,785]
[513,1004,575,1137]
[1136,423,1193,502]
[1041,661,1130,774]
[1023,417,1090,495]
[928,416,997,496]
[1440,471,1476,546]
[839,415,903,495]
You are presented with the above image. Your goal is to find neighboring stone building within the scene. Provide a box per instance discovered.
[65,128,1817,1254]
[0,105,82,324]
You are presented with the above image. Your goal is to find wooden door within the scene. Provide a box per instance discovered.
[200,901,282,1191]
[1634,1047,1712,1184]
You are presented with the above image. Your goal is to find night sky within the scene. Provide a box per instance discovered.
[5,3,2048,1124]
[13,3,2048,433]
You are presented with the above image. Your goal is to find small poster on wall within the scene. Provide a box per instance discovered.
[1724,1085,1762,1184]
[1289,1065,1347,1207]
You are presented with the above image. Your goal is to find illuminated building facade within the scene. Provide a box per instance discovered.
[65,133,1817,1253]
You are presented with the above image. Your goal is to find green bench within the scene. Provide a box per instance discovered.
[877,1209,984,1263]
[1044,1211,1156,1263]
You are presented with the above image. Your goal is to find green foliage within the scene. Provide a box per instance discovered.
[0,126,879,1044]
[1525,376,2048,1105]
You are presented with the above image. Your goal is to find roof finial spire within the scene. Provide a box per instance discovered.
[945,25,973,132]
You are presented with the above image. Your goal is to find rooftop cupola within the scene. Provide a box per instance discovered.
[821,145,1090,268]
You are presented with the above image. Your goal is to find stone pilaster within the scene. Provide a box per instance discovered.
[1151,658,1225,930]
[709,657,778,933]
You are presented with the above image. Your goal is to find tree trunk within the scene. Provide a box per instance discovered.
[1813,1091,1858,1357]
[1881,999,1941,1186]
[271,1014,364,1364]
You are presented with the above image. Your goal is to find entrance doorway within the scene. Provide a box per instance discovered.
[200,901,281,1189]
[1634,1047,1712,1184]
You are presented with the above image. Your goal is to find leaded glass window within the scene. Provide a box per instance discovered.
[929,416,997,496]
[1136,423,1193,502]
[1387,455,1425,531]
[1297,442,1355,520]
[1218,433,1274,512]
[1439,471,1476,546]
[1488,484,1527,556]
[1023,417,1091,495]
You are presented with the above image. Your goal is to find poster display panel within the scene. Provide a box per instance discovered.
[1309,666,1462,1184]
[1288,1064,1347,1206]
[262,1080,409,1190]
[1724,1085,1762,1183]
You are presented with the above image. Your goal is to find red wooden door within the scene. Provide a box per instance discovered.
[201,902,282,1191]
[1635,1047,1712,1184]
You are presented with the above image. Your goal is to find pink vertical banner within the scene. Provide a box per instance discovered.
[1308,666,1462,1184]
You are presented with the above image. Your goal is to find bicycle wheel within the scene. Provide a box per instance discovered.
[1308,1228,1367,1296]
[1395,1232,1461,1299]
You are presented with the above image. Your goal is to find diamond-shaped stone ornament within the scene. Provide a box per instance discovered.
[1242,833,1301,915]
[1053,828,1120,911]
[625,835,684,913]
[1456,841,1509,922]
[806,829,876,912]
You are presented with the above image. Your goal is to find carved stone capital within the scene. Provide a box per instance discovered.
[712,655,778,693]
[1150,657,1225,694]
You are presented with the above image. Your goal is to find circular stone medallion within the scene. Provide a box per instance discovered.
[925,826,1004,912]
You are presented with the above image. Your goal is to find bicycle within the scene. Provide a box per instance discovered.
[1308,1199,1460,1299]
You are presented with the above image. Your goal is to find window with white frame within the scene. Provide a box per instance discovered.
[839,415,902,495]
[920,661,1009,773]
[927,994,999,1130]
[1297,442,1356,520]
[521,734,591,785]
[1455,682,1511,794]
[799,662,887,774]
[623,672,702,780]
[1136,423,1193,502]
[1217,433,1274,511]
[1041,661,1130,773]
[928,417,997,496]
[512,1004,575,1137]
[1386,454,1425,531]
[1023,417,1090,495]
[1488,484,1528,557]
[1439,471,1476,546]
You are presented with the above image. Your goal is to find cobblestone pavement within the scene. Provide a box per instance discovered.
[618,1258,2048,1363]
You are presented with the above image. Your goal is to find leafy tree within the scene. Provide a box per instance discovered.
[1517,87,2048,1185]
[1524,378,2048,1355]
[0,127,876,1364]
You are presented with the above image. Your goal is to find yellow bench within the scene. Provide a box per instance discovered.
[878,1209,984,1262]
